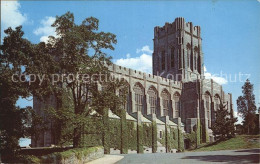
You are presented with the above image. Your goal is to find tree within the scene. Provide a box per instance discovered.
[47,12,127,148]
[1,11,127,154]
[0,26,33,158]
[212,103,237,140]
[237,79,257,134]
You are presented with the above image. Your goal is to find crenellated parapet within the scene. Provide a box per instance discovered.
[154,17,201,39]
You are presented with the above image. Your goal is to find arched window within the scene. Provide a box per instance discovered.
[174,92,180,118]
[187,44,191,69]
[133,83,144,112]
[161,50,165,70]
[171,47,175,68]
[148,86,157,114]
[198,52,201,74]
[214,95,220,111]
[162,89,170,116]
[205,92,211,127]
[194,47,198,71]
[119,83,130,113]
[178,49,181,69]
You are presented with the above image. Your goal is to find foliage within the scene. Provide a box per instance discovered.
[237,79,257,134]
[1,11,128,150]
[196,119,201,147]
[0,26,33,157]
[158,127,179,151]
[137,124,144,153]
[178,128,184,152]
[167,127,178,151]
[185,131,197,149]
[143,123,153,148]
[120,110,128,154]
[212,103,237,140]
[13,146,103,163]
[127,121,137,151]
[109,119,121,150]
[151,121,157,153]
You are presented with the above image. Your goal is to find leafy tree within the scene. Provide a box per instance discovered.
[1,11,127,154]
[0,27,32,157]
[212,103,237,140]
[237,79,257,134]
[46,12,127,148]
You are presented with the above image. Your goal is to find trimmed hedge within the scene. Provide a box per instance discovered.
[16,146,103,163]
[143,123,153,148]
[137,124,144,153]
[196,119,201,147]
[127,121,137,151]
[158,127,179,151]
[178,128,184,152]
[152,121,158,153]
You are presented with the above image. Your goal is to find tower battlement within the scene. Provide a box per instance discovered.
[154,17,201,38]
[153,17,204,82]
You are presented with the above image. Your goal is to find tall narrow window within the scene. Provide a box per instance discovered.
[187,49,190,68]
[194,52,197,70]
[198,55,201,74]
[148,87,157,114]
[178,49,181,69]
[119,86,130,113]
[182,49,185,69]
[171,48,174,68]
[134,83,144,112]
[205,93,211,127]
[161,51,165,70]
[162,90,170,116]
[174,92,180,118]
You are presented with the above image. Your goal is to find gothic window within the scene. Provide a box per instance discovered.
[162,89,170,116]
[205,92,211,127]
[171,47,175,68]
[148,86,157,114]
[214,95,220,111]
[194,52,197,70]
[182,49,185,69]
[134,83,144,112]
[174,92,180,118]
[187,44,191,69]
[161,50,165,70]
[178,49,181,69]
[198,54,201,74]
[119,84,130,113]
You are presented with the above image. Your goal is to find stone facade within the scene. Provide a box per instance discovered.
[32,18,233,150]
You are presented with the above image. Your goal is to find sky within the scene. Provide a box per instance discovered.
[1,1,260,143]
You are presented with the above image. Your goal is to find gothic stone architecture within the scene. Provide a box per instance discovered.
[32,17,233,152]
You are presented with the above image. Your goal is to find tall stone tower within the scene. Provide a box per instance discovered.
[153,17,204,82]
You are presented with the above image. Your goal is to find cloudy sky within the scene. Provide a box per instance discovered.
[1,0,260,125]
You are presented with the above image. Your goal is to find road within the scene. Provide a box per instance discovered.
[115,148,260,164]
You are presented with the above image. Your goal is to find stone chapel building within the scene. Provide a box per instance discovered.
[32,17,233,150]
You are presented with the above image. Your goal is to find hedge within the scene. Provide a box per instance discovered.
[16,146,103,163]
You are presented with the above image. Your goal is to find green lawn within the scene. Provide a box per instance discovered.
[191,135,260,152]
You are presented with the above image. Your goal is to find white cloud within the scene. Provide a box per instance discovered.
[204,66,228,85]
[136,45,153,54]
[114,53,152,73]
[1,1,27,32]
[234,111,243,124]
[33,16,57,43]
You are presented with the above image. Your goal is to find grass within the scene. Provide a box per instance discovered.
[191,135,260,152]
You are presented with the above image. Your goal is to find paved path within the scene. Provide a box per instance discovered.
[87,155,124,164]
[115,148,260,164]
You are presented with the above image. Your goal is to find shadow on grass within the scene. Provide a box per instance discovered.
[182,154,260,164]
